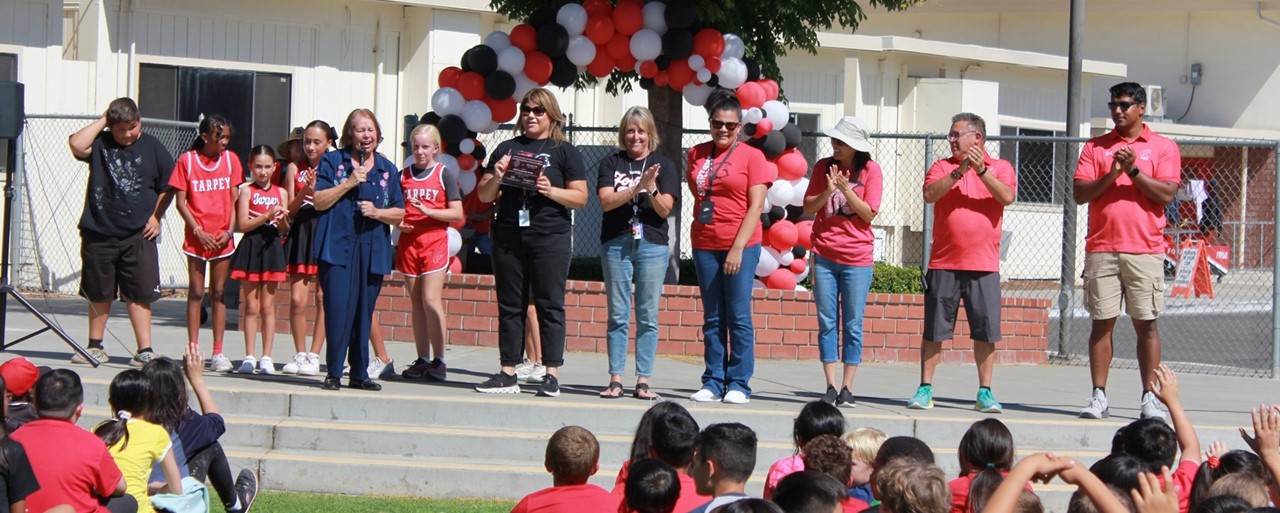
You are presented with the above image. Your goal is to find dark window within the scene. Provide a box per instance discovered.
[0,54,15,81]
[790,112,820,175]
[139,63,291,161]
[999,127,1061,204]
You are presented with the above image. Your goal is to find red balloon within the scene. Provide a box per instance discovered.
[584,0,612,17]
[457,72,486,101]
[704,56,722,73]
[753,118,774,139]
[524,51,553,85]
[768,220,799,251]
[438,66,463,89]
[448,256,462,274]
[795,220,814,250]
[789,258,807,275]
[776,149,808,181]
[765,268,798,290]
[667,59,694,90]
[759,78,780,101]
[654,71,669,88]
[457,154,476,171]
[606,33,632,60]
[736,82,766,109]
[510,24,538,53]
[587,47,615,78]
[584,16,615,45]
[613,0,644,35]
[615,53,637,73]
[639,60,658,79]
[693,29,725,58]
[486,97,517,123]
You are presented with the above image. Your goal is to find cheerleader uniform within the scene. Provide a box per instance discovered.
[230,182,288,282]
[397,162,461,276]
[168,150,244,260]
[285,159,321,275]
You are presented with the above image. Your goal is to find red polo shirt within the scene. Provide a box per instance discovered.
[924,154,1017,273]
[1075,124,1181,254]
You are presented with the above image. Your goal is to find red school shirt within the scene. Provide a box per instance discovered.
[12,419,123,513]
[924,154,1017,273]
[806,157,884,267]
[1074,124,1181,254]
[401,163,459,232]
[611,460,710,513]
[511,483,621,513]
[292,159,316,206]
[686,141,774,251]
[462,166,495,235]
[245,182,286,228]
[169,149,245,234]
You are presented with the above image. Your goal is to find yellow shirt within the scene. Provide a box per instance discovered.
[107,418,172,513]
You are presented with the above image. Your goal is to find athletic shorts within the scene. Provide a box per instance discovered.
[396,229,449,277]
[182,229,235,261]
[1083,252,1164,321]
[922,269,1002,343]
[79,230,162,304]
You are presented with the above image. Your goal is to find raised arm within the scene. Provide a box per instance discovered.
[1151,365,1201,464]
[69,115,107,160]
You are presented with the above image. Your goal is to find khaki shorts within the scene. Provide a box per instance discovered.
[1083,252,1165,321]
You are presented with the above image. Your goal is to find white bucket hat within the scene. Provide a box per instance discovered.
[823,116,874,153]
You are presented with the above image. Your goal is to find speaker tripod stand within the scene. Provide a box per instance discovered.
[0,107,99,366]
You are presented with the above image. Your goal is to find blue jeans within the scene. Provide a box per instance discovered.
[692,244,761,396]
[812,254,873,365]
[602,235,669,378]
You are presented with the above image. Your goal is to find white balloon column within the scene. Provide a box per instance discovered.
[420,0,817,288]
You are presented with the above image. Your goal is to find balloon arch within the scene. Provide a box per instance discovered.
[427,0,817,290]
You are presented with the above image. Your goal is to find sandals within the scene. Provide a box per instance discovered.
[599,381,624,399]
[633,383,660,400]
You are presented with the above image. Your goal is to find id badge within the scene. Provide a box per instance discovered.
[697,199,715,224]
[518,208,531,227]
[632,221,644,240]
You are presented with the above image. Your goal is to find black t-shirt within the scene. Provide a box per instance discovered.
[0,440,40,513]
[596,151,680,245]
[484,136,587,235]
[77,132,175,238]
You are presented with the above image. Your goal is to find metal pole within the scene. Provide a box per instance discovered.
[1272,142,1280,378]
[1058,0,1085,359]
[922,137,935,270]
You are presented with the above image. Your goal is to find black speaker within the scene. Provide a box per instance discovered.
[0,81,24,140]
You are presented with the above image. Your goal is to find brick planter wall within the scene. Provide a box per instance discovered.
[274,274,1050,364]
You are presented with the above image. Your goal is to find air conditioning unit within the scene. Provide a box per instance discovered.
[1144,85,1166,119]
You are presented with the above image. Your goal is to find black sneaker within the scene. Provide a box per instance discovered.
[401,358,432,380]
[821,385,838,405]
[537,374,561,397]
[234,468,258,513]
[837,387,856,408]
[475,371,520,394]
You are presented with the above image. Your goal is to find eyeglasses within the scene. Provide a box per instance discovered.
[946,130,978,141]
[710,120,740,131]
[520,105,547,117]
[1107,101,1142,111]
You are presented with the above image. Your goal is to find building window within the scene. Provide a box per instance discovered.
[0,54,15,81]
[999,126,1063,204]
[790,112,821,171]
[138,63,291,160]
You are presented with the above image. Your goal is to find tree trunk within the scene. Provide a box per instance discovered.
[650,86,685,284]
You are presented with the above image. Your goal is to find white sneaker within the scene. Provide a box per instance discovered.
[281,352,307,374]
[1140,391,1169,421]
[690,389,720,402]
[515,359,546,384]
[298,353,320,376]
[368,357,394,380]
[723,390,750,404]
[258,356,275,375]
[238,356,257,374]
[210,354,233,373]
[1079,389,1110,419]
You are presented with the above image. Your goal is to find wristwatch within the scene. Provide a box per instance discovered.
[1127,167,1140,178]
[950,170,963,180]
[976,167,988,177]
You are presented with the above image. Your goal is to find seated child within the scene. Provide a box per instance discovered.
[803,435,869,513]
[688,423,758,513]
[764,401,845,500]
[773,471,854,513]
[624,459,680,513]
[875,462,950,513]
[843,427,886,504]
[0,357,40,431]
[1111,365,1202,513]
[512,425,619,513]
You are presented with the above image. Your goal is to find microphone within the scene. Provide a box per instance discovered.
[356,147,366,166]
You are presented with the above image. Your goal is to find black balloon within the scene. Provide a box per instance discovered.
[473,143,488,161]
[639,77,655,90]
[742,122,757,138]
[761,212,774,230]
[445,143,463,157]
[467,45,498,76]
[485,71,516,100]
[661,30,694,60]
[421,112,441,126]
[791,245,807,259]
[665,1,697,29]
[762,130,786,160]
[537,24,570,58]
[459,48,474,72]
[549,55,577,88]
[528,6,556,29]
[438,115,468,145]
[768,206,786,223]
[782,123,802,150]
[744,57,761,82]
[706,74,719,88]
[655,55,671,71]
[785,205,805,221]
[466,129,478,139]
[745,135,765,151]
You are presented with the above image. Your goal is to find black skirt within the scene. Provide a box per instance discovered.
[284,206,320,275]
[231,225,287,282]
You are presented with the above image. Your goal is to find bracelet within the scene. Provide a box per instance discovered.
[977,167,988,177]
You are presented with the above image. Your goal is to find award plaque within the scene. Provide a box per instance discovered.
[501,153,544,190]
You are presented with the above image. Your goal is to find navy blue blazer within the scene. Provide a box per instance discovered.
[312,148,404,275]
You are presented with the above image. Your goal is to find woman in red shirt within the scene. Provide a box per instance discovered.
[802,117,883,407]
[685,93,772,405]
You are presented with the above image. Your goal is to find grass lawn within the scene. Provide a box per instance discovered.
[245,491,515,512]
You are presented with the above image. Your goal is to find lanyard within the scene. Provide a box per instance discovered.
[700,142,738,199]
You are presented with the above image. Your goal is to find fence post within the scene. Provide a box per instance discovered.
[1273,142,1280,378]
[1060,0,1085,359]
[922,137,934,271]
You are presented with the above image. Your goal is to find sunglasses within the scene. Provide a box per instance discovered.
[946,130,978,141]
[1107,101,1142,111]
[710,120,740,131]
[520,105,547,116]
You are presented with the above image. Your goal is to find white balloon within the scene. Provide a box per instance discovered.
[460,100,493,133]
[743,107,764,124]
[485,121,502,133]
[766,179,793,207]
[557,3,589,36]
[455,168,477,196]
[458,138,476,154]
[566,35,597,66]
[483,31,511,52]
[794,284,807,292]
[765,246,784,266]
[762,196,772,211]
[722,34,745,60]
[437,154,460,180]
[717,58,748,89]
[688,54,705,71]
[642,2,667,34]
[695,68,712,84]
[755,248,780,278]
[753,279,766,290]
[630,29,663,62]
[497,47,526,75]
[431,87,466,116]
[447,227,463,257]
[763,100,790,129]
[790,178,809,207]
[402,155,414,169]
[682,83,714,107]
[777,250,795,267]
[513,73,538,100]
